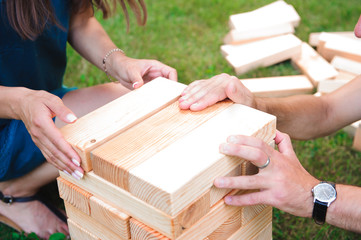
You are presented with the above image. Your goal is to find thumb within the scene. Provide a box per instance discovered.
[274,130,296,157]
[129,70,145,89]
[47,97,77,124]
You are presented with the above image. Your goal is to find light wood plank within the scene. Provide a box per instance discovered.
[223,34,302,75]
[352,123,361,152]
[130,218,170,240]
[229,1,300,30]
[206,209,242,240]
[65,202,125,240]
[331,56,361,75]
[129,104,276,216]
[241,75,314,97]
[308,31,360,47]
[291,42,338,86]
[252,222,272,240]
[91,100,233,190]
[224,23,294,45]
[60,77,186,171]
[242,204,269,225]
[57,177,92,215]
[334,70,357,81]
[228,206,272,240]
[317,79,350,94]
[343,120,361,137]
[68,218,100,240]
[89,196,130,239]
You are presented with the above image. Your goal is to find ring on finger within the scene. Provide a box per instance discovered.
[258,157,270,169]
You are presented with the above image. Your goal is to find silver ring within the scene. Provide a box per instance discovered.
[258,157,270,169]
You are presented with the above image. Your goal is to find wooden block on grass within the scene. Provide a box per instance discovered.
[240,75,313,97]
[224,22,294,45]
[331,56,361,75]
[229,0,300,30]
[291,42,338,86]
[343,120,361,137]
[352,123,361,152]
[60,77,186,171]
[223,34,302,75]
[334,70,357,81]
[317,79,350,94]
[309,31,361,47]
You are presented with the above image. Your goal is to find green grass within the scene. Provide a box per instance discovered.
[2,0,361,239]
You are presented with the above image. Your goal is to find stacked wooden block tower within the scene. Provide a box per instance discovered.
[221,0,361,150]
[58,78,276,239]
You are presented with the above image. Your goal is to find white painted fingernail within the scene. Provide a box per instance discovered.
[220,143,230,154]
[132,82,139,89]
[66,114,77,123]
[72,158,80,167]
[74,170,84,179]
[71,172,81,180]
[228,135,238,144]
[63,170,71,176]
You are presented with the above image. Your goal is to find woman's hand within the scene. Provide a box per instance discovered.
[16,89,84,179]
[214,130,319,218]
[179,73,255,111]
[110,55,177,89]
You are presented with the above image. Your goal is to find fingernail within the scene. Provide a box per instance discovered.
[220,143,230,154]
[190,102,199,109]
[66,114,77,123]
[225,196,233,204]
[179,97,185,103]
[71,172,81,180]
[63,170,71,176]
[228,135,238,144]
[74,170,84,179]
[72,158,80,167]
[132,82,139,89]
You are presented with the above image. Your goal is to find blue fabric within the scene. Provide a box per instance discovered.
[0,0,73,180]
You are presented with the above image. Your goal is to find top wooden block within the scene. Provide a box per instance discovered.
[229,0,300,31]
[60,78,186,171]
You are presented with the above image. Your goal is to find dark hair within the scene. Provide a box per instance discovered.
[5,0,147,40]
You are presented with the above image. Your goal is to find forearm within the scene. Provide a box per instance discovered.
[0,86,29,120]
[326,184,361,232]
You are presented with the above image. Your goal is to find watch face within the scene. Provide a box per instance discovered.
[313,183,337,202]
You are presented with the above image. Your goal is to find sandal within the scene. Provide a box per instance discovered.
[0,191,67,232]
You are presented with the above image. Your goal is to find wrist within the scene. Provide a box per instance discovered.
[0,86,32,120]
[102,48,127,82]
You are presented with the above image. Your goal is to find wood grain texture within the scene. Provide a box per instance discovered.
[89,196,130,239]
[130,218,171,240]
[242,204,269,225]
[223,23,294,45]
[68,218,100,240]
[65,201,125,240]
[206,209,242,240]
[128,104,276,216]
[228,206,272,240]
[57,177,92,215]
[241,75,313,97]
[291,42,338,86]
[91,100,233,190]
[331,56,361,75]
[60,77,186,171]
[253,222,272,240]
[229,0,300,30]
[223,34,302,75]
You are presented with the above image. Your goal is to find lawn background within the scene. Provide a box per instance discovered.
[1,0,361,239]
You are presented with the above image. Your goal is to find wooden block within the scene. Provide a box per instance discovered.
[91,100,233,190]
[317,79,350,94]
[60,77,186,171]
[334,70,357,81]
[89,196,130,239]
[343,120,361,137]
[127,104,276,216]
[57,177,92,215]
[242,204,269,224]
[206,210,242,240]
[224,34,302,75]
[352,123,361,152]
[241,161,259,176]
[317,33,361,62]
[228,206,272,240]
[68,219,100,240]
[240,75,314,97]
[229,1,300,30]
[253,222,272,240]
[309,31,361,47]
[291,42,338,86]
[130,218,171,240]
[331,56,361,75]
[223,22,294,45]
[65,202,125,240]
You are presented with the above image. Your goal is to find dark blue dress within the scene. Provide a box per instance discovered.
[0,0,73,180]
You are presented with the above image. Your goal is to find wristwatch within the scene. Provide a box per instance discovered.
[311,181,337,225]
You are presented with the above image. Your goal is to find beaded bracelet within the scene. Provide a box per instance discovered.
[102,48,125,82]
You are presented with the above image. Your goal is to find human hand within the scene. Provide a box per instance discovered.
[111,55,177,89]
[179,73,255,111]
[16,89,84,179]
[214,130,319,218]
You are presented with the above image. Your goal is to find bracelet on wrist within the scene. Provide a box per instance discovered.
[102,48,125,82]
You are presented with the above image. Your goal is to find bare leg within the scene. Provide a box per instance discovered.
[0,82,131,238]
